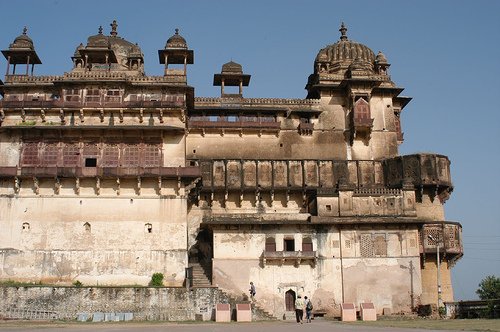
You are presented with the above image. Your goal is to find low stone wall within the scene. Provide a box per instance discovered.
[0,286,224,321]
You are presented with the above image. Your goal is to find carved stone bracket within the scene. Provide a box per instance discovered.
[96,177,101,196]
[116,177,121,195]
[33,177,39,195]
[54,177,61,194]
[159,109,164,123]
[99,109,104,123]
[79,109,85,123]
[14,177,20,194]
[40,109,46,122]
[137,176,141,195]
[59,109,65,124]
[119,109,124,123]
[139,109,144,123]
[158,176,162,195]
[75,177,80,195]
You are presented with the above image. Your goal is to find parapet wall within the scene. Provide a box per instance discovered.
[0,286,222,321]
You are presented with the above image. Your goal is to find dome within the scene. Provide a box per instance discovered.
[9,27,35,50]
[221,61,243,74]
[165,29,188,49]
[315,23,376,74]
[87,26,110,48]
[375,51,388,65]
[73,43,84,57]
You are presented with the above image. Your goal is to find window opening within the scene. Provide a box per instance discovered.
[22,222,30,231]
[145,223,153,233]
[302,237,313,252]
[284,238,295,251]
[85,158,97,167]
[265,237,276,252]
[84,222,91,232]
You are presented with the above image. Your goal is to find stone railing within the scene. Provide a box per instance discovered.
[0,99,185,109]
[194,97,320,106]
[3,73,186,84]
[262,250,316,266]
[0,166,200,179]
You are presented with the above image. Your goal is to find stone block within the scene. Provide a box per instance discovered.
[77,313,89,322]
[236,303,252,322]
[216,303,231,322]
[123,312,134,321]
[341,303,356,321]
[92,312,104,322]
[360,303,376,321]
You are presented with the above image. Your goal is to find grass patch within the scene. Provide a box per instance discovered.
[342,318,500,331]
[0,280,45,287]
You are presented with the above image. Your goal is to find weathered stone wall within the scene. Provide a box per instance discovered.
[421,259,454,305]
[0,194,188,286]
[0,286,222,321]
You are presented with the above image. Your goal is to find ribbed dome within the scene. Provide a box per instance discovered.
[87,26,110,48]
[221,61,243,74]
[315,23,376,74]
[10,27,35,50]
[165,29,188,49]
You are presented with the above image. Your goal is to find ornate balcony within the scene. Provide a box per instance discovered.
[298,122,314,135]
[420,223,463,265]
[262,250,316,266]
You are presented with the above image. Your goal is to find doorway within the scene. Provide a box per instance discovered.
[285,289,296,311]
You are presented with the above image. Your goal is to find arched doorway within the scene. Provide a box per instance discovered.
[285,289,296,311]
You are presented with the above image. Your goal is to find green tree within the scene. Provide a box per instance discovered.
[476,275,500,300]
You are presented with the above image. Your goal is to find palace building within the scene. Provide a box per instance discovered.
[0,21,463,317]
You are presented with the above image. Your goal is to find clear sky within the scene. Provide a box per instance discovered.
[1,0,499,301]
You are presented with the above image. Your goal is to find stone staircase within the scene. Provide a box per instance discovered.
[189,262,212,287]
[283,311,296,321]
[217,290,277,321]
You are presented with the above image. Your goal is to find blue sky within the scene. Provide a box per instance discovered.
[1,0,499,300]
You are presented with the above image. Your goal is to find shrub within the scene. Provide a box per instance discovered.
[73,280,83,287]
[149,273,164,287]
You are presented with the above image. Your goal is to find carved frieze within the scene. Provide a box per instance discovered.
[273,161,287,188]
[213,161,225,187]
[243,161,256,187]
[289,161,302,187]
[227,161,241,189]
[319,161,333,187]
[305,161,318,187]
[258,161,272,189]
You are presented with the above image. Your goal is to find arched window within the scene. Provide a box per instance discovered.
[302,237,313,252]
[145,223,153,233]
[83,222,91,233]
[22,222,30,232]
[265,237,276,252]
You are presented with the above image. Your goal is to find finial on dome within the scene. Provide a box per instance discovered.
[110,20,118,37]
[339,22,348,41]
[98,26,103,34]
[22,26,28,35]
[175,28,179,35]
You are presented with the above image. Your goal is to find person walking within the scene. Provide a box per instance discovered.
[249,282,256,301]
[294,295,304,324]
[304,296,313,323]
